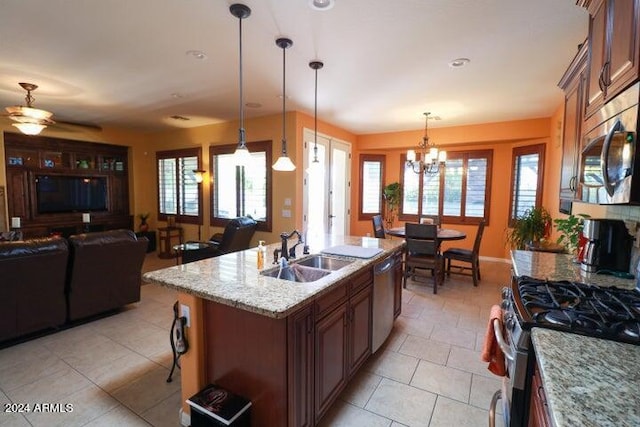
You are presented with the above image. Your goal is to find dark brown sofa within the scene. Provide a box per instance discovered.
[67,229,148,321]
[0,237,69,342]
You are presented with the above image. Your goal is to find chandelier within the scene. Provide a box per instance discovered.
[406,112,446,175]
[5,83,55,135]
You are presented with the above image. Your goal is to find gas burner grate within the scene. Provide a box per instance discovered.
[514,276,640,344]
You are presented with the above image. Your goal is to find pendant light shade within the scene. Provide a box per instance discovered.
[230,4,252,166]
[272,37,296,172]
[306,60,324,175]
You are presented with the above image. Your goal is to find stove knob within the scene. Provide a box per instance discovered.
[504,313,515,330]
[500,299,510,310]
[501,287,511,300]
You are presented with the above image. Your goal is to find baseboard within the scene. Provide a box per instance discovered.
[479,255,511,264]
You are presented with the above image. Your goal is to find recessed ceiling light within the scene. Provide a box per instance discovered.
[245,102,262,108]
[309,0,335,11]
[449,58,470,68]
[186,50,207,60]
[171,93,184,99]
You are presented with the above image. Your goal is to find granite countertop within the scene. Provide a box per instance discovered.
[531,328,640,427]
[511,250,636,290]
[143,235,403,319]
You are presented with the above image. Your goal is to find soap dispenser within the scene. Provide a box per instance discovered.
[257,240,266,269]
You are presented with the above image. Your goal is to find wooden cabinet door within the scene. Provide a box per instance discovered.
[287,305,314,427]
[109,175,129,215]
[315,303,347,421]
[6,169,29,220]
[528,366,552,427]
[586,0,607,115]
[559,44,588,203]
[348,285,372,377]
[586,0,640,116]
[605,0,640,98]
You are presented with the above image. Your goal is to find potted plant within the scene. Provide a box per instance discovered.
[506,206,552,250]
[138,213,150,232]
[554,213,590,256]
[382,182,401,229]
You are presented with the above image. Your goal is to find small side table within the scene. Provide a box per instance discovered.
[172,242,213,265]
[158,226,183,259]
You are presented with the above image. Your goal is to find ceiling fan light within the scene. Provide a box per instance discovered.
[13,122,46,135]
[273,155,296,171]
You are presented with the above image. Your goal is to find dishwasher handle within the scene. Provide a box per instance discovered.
[374,256,394,275]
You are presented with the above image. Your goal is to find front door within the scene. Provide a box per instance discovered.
[303,128,351,237]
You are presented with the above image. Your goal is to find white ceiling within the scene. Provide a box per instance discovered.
[0,0,588,135]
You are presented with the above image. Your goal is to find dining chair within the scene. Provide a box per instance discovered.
[403,223,443,294]
[371,214,386,238]
[419,214,441,226]
[443,220,486,286]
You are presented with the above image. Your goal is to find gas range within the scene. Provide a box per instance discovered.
[496,276,640,427]
[511,276,640,345]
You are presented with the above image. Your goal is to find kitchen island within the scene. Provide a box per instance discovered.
[143,235,404,426]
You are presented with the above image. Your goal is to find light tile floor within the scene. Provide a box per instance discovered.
[0,254,510,427]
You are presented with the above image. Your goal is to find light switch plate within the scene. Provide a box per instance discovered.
[284,198,292,206]
[282,209,291,218]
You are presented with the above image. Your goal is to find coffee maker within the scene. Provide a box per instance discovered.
[581,219,633,273]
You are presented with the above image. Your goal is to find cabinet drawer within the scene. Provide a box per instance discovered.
[315,284,347,319]
[348,268,373,296]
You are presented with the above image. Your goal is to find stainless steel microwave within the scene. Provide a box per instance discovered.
[579,87,639,204]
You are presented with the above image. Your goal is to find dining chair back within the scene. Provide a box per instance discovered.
[372,214,386,238]
[419,214,441,226]
[443,220,486,286]
[403,223,443,294]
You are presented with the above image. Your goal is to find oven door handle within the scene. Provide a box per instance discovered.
[493,319,515,362]
[488,390,501,427]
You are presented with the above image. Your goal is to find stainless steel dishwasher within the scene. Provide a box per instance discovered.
[372,254,396,352]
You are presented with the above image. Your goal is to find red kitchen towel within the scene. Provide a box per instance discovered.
[481,305,507,377]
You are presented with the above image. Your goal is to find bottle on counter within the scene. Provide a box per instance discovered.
[257,240,266,269]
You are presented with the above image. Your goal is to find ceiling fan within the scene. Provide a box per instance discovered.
[3,82,101,135]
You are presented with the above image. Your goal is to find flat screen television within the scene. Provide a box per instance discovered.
[35,175,108,214]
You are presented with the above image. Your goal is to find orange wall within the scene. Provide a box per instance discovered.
[351,118,555,260]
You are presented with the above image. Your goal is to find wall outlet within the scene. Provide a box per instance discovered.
[180,304,191,327]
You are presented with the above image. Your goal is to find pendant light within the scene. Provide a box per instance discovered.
[230,4,252,166]
[306,60,324,174]
[272,37,296,172]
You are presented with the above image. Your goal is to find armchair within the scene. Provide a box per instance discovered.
[182,216,258,264]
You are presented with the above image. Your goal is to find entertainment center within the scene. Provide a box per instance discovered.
[3,132,132,238]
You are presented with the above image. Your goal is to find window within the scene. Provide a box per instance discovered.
[400,149,492,225]
[156,148,202,224]
[210,140,272,232]
[358,155,385,220]
[509,144,545,223]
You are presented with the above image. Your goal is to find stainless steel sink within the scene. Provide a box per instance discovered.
[294,255,353,271]
[261,264,331,283]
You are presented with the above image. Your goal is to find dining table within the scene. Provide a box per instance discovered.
[386,226,467,241]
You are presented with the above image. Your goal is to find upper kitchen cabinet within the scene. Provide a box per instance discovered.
[558,42,588,211]
[584,0,640,118]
